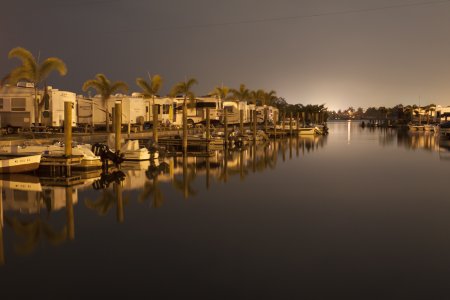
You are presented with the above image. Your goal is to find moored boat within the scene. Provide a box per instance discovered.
[408,124,425,131]
[298,127,320,135]
[120,140,151,161]
[0,154,41,174]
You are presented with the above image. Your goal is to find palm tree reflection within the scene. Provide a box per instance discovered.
[5,217,67,256]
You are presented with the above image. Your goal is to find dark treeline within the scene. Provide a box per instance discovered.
[327,104,438,123]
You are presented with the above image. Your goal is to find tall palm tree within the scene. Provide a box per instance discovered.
[82,74,128,132]
[136,74,163,107]
[170,78,198,151]
[211,85,231,102]
[262,90,277,106]
[230,84,250,103]
[250,89,265,106]
[1,47,67,125]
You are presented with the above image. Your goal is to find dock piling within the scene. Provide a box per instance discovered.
[206,107,210,140]
[115,101,122,152]
[239,109,244,134]
[224,109,228,147]
[253,110,257,141]
[64,101,72,157]
[153,104,159,143]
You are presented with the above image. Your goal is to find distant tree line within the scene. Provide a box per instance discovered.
[327,104,437,123]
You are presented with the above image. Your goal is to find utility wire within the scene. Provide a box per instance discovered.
[141,0,450,32]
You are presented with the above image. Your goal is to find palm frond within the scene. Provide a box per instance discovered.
[110,81,129,94]
[3,67,33,85]
[8,47,36,73]
[38,57,67,81]
[82,79,103,93]
[136,77,152,97]
[150,74,163,94]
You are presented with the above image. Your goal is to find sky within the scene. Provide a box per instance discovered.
[1,0,450,111]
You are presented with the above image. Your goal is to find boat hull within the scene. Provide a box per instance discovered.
[0,154,41,174]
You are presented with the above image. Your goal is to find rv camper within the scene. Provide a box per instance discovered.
[0,83,76,133]
[173,97,221,127]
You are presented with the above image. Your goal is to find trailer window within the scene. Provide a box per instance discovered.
[162,104,170,114]
[11,98,26,111]
[0,98,3,110]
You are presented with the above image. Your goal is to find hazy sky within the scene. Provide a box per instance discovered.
[1,0,450,111]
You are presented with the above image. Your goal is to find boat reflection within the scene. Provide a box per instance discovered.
[0,174,76,263]
[0,136,326,265]
[363,125,450,161]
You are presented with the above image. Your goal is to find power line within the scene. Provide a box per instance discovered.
[142,0,450,32]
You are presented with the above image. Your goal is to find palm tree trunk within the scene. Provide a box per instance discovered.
[34,87,39,127]
[183,98,187,152]
[106,101,110,133]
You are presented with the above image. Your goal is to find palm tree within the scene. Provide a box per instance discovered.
[230,84,250,103]
[211,85,231,104]
[261,90,277,127]
[170,78,198,151]
[1,47,67,125]
[262,90,277,106]
[136,74,163,114]
[249,89,264,106]
[82,74,128,132]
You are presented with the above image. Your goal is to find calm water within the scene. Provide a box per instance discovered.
[1,121,450,299]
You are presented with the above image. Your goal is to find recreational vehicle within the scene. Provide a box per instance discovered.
[0,83,76,133]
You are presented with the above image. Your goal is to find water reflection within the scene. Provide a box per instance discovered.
[0,175,76,260]
[0,136,326,264]
[361,125,448,158]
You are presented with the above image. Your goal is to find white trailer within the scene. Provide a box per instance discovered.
[0,84,76,133]
[173,97,221,127]
[41,88,77,128]
[222,101,254,124]
[78,94,147,130]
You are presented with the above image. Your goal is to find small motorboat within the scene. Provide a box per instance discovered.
[120,140,151,161]
[0,153,41,174]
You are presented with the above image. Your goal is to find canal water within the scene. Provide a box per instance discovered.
[1,121,450,299]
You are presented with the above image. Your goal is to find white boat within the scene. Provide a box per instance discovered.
[0,154,41,174]
[298,127,321,135]
[9,142,101,168]
[408,124,425,131]
[120,140,151,161]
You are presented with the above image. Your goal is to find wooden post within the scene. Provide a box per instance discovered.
[127,104,131,136]
[282,112,286,131]
[289,112,293,136]
[296,112,300,131]
[274,111,277,138]
[66,187,75,240]
[264,107,268,133]
[183,104,187,153]
[302,112,306,127]
[153,104,159,143]
[115,102,122,152]
[253,110,257,141]
[64,102,72,157]
[91,100,95,133]
[224,109,228,147]
[206,107,210,140]
[106,103,110,133]
[239,109,244,133]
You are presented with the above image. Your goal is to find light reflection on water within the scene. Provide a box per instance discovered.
[1,121,450,298]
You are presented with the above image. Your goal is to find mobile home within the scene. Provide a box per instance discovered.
[0,83,76,132]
